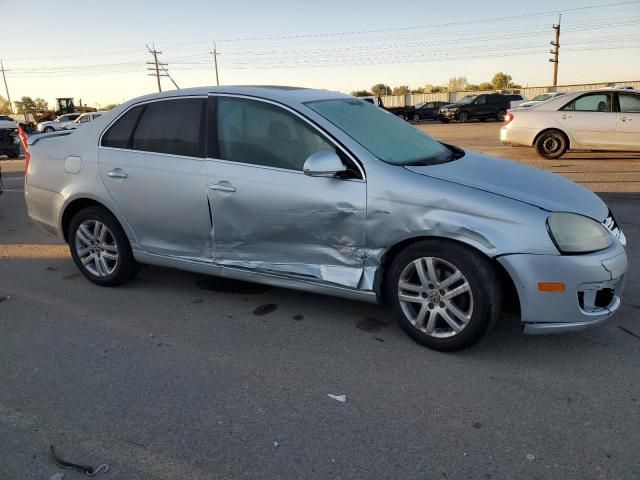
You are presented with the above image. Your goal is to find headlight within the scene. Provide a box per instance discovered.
[547,212,612,254]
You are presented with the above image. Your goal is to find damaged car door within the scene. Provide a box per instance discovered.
[205,95,367,288]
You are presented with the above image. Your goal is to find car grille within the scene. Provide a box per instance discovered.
[602,211,626,246]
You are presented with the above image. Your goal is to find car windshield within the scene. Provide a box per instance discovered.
[306,98,457,166]
[532,94,552,102]
[414,102,426,109]
[456,95,477,105]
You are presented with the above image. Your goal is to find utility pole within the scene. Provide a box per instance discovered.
[1,60,13,113]
[146,44,167,92]
[549,14,561,87]
[210,42,220,86]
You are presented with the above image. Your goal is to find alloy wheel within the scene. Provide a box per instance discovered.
[74,220,119,277]
[397,256,474,338]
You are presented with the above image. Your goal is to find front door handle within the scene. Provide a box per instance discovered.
[561,114,572,119]
[210,183,236,193]
[620,116,631,122]
[107,169,127,179]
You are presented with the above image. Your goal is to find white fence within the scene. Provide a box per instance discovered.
[380,80,640,106]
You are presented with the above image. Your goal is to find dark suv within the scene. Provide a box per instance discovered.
[439,94,510,123]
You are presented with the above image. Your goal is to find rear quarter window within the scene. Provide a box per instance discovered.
[101,106,144,149]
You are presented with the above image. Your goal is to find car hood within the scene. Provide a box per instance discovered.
[405,150,608,220]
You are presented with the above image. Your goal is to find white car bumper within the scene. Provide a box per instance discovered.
[500,126,538,147]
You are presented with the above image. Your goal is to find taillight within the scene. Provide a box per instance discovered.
[504,111,514,125]
[17,125,30,172]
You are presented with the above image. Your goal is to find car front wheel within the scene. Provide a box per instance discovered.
[68,206,140,286]
[44,126,55,133]
[387,240,502,351]
[457,111,470,123]
[496,110,506,121]
[535,130,568,159]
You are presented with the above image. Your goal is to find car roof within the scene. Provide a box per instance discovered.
[116,86,351,112]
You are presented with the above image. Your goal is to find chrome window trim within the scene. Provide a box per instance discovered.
[97,94,208,159]
[207,93,367,181]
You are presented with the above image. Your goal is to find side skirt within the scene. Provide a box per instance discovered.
[133,250,379,304]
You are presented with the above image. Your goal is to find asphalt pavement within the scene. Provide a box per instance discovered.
[1,123,639,479]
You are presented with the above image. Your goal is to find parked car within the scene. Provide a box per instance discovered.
[0,115,18,129]
[0,128,21,159]
[439,93,511,123]
[64,112,105,130]
[359,96,413,119]
[410,101,449,122]
[24,86,627,351]
[36,113,81,133]
[501,88,640,158]
[517,92,566,109]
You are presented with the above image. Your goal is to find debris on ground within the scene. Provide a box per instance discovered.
[327,394,347,402]
[50,445,109,475]
[526,453,536,461]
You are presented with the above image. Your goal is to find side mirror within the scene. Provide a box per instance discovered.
[303,150,347,178]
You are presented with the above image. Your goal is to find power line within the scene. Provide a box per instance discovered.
[209,42,221,86]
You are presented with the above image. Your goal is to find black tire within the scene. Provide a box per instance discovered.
[68,206,140,286]
[412,114,420,123]
[496,110,506,121]
[457,111,470,123]
[386,240,502,352]
[10,148,20,159]
[44,126,55,133]
[535,129,568,159]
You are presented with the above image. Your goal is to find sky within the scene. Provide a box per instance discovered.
[1,0,639,108]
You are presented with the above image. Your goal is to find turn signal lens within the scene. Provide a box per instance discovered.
[538,282,566,292]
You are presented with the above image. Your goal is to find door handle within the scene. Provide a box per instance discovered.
[210,183,236,193]
[561,114,572,119]
[107,169,127,179]
[620,116,631,122]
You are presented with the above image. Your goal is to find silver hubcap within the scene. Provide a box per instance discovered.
[74,220,118,277]
[398,257,474,338]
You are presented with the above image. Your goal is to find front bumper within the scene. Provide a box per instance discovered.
[439,110,458,120]
[498,242,627,334]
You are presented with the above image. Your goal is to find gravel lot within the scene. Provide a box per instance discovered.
[1,123,638,479]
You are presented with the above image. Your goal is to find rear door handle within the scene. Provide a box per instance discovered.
[561,114,572,119]
[210,183,236,193]
[107,169,127,179]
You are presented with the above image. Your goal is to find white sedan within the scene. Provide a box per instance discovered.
[500,88,640,158]
[36,113,81,133]
[64,112,105,130]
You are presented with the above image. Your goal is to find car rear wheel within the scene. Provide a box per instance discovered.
[68,206,140,286]
[457,111,470,123]
[412,114,420,122]
[387,240,502,351]
[535,130,568,159]
[44,126,55,133]
[496,110,506,121]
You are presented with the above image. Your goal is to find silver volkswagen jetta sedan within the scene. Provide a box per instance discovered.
[24,86,628,351]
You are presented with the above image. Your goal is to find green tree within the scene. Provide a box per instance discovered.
[448,76,468,92]
[478,82,494,91]
[34,98,49,114]
[491,72,513,90]
[392,85,410,95]
[14,96,37,115]
[430,86,444,93]
[467,84,480,91]
[371,83,392,96]
[350,90,372,97]
[0,95,12,114]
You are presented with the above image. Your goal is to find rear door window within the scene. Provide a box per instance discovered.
[131,98,205,157]
[562,93,612,112]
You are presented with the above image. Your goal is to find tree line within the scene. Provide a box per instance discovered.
[0,95,119,116]
[351,72,520,97]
